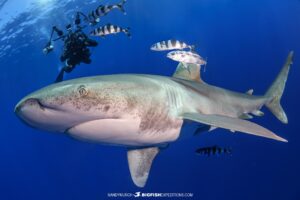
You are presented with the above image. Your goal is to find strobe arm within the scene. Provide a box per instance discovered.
[75,12,89,26]
[43,26,65,54]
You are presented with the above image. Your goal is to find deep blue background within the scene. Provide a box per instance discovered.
[0,0,300,199]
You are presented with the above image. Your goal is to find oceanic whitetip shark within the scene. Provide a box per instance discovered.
[15,51,293,187]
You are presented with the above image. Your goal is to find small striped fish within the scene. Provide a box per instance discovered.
[90,24,131,37]
[167,50,207,66]
[195,146,232,156]
[151,40,194,51]
[88,0,127,25]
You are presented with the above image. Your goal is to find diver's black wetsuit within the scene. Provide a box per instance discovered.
[55,29,98,83]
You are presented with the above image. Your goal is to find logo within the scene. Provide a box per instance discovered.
[134,192,141,197]
[107,192,194,198]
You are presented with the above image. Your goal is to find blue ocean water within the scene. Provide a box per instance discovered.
[0,0,300,199]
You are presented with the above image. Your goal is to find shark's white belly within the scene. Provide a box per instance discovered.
[67,117,183,147]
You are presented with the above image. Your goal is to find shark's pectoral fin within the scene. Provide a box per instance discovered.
[127,147,159,188]
[181,113,287,142]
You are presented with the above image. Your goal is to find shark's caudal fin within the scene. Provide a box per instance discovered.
[265,51,294,124]
[127,147,159,187]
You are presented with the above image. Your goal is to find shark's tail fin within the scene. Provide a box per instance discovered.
[265,51,294,124]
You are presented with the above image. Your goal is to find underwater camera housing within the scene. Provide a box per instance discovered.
[43,42,54,54]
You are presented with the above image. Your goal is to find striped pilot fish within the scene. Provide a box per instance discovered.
[167,50,207,66]
[88,0,127,25]
[195,146,232,156]
[90,24,131,37]
[151,40,194,51]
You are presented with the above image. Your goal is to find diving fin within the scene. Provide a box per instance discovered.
[181,113,287,142]
[55,67,65,83]
[127,147,159,188]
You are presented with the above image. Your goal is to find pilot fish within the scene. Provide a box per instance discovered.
[88,0,127,25]
[151,40,194,51]
[195,146,232,156]
[90,24,131,37]
[167,50,207,66]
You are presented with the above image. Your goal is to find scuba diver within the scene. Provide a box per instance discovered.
[43,12,98,82]
[43,1,129,82]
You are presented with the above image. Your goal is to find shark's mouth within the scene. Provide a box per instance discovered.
[37,99,66,112]
[15,98,60,112]
[36,99,50,111]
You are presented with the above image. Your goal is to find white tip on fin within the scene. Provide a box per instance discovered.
[209,126,217,131]
[127,147,159,188]
[246,89,254,95]
[252,110,264,117]
[239,113,253,119]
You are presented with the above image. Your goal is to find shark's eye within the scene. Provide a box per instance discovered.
[78,85,88,97]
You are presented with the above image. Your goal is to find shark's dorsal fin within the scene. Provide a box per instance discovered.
[172,63,203,82]
[127,147,159,188]
[181,112,287,142]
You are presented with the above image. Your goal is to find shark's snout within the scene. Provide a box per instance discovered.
[14,97,49,130]
[14,95,77,132]
[15,98,42,114]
